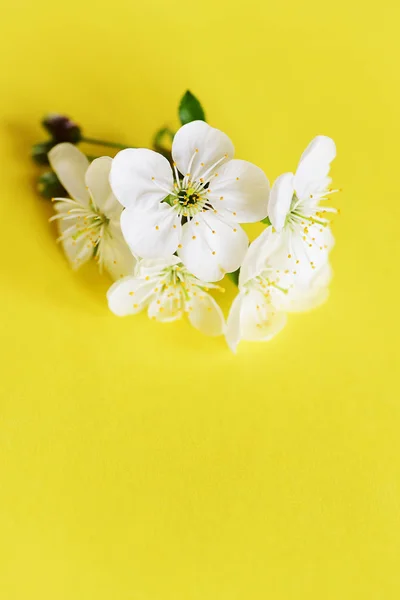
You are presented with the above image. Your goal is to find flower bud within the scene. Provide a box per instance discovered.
[42,114,82,144]
[31,140,54,165]
[37,171,67,199]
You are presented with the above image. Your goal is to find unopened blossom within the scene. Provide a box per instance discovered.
[109,120,270,282]
[48,143,135,280]
[267,136,337,273]
[107,256,225,336]
[226,227,332,352]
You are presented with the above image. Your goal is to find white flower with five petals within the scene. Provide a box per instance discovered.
[226,227,332,352]
[107,256,225,336]
[267,135,337,273]
[109,120,270,282]
[49,143,135,280]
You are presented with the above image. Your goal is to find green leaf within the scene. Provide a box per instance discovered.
[226,269,240,286]
[261,216,272,226]
[178,91,206,126]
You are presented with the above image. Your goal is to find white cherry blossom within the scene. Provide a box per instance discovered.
[49,143,135,280]
[107,256,225,337]
[226,226,332,352]
[267,136,337,273]
[110,120,270,282]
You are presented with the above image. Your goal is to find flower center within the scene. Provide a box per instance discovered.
[170,184,208,218]
[247,271,289,297]
[177,187,201,207]
[286,191,338,230]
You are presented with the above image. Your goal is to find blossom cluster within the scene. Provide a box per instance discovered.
[39,94,338,352]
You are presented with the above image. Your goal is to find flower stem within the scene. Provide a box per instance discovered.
[81,136,131,150]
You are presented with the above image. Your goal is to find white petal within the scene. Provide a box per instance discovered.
[240,290,287,342]
[101,222,137,281]
[178,212,248,282]
[53,203,93,268]
[110,148,174,208]
[48,143,90,204]
[286,262,333,312]
[187,290,225,336]
[268,172,294,232]
[172,121,234,181]
[107,277,156,316]
[85,156,116,213]
[286,285,330,312]
[289,223,334,277]
[225,293,243,352]
[58,218,93,268]
[120,203,182,259]
[267,252,333,312]
[294,136,336,199]
[137,256,181,278]
[148,289,183,322]
[239,226,284,287]
[207,159,269,223]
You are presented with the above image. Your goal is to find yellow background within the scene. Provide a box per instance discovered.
[1,0,399,598]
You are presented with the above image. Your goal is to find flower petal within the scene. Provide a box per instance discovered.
[207,159,269,222]
[148,289,183,323]
[172,121,234,181]
[120,203,182,259]
[225,293,243,353]
[268,172,294,232]
[239,226,284,287]
[187,290,225,337]
[110,148,174,209]
[136,256,181,278]
[240,290,287,342]
[85,156,116,213]
[294,136,336,199]
[48,143,90,204]
[101,221,137,281]
[57,216,93,269]
[274,223,335,282]
[178,212,248,282]
[107,277,156,316]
